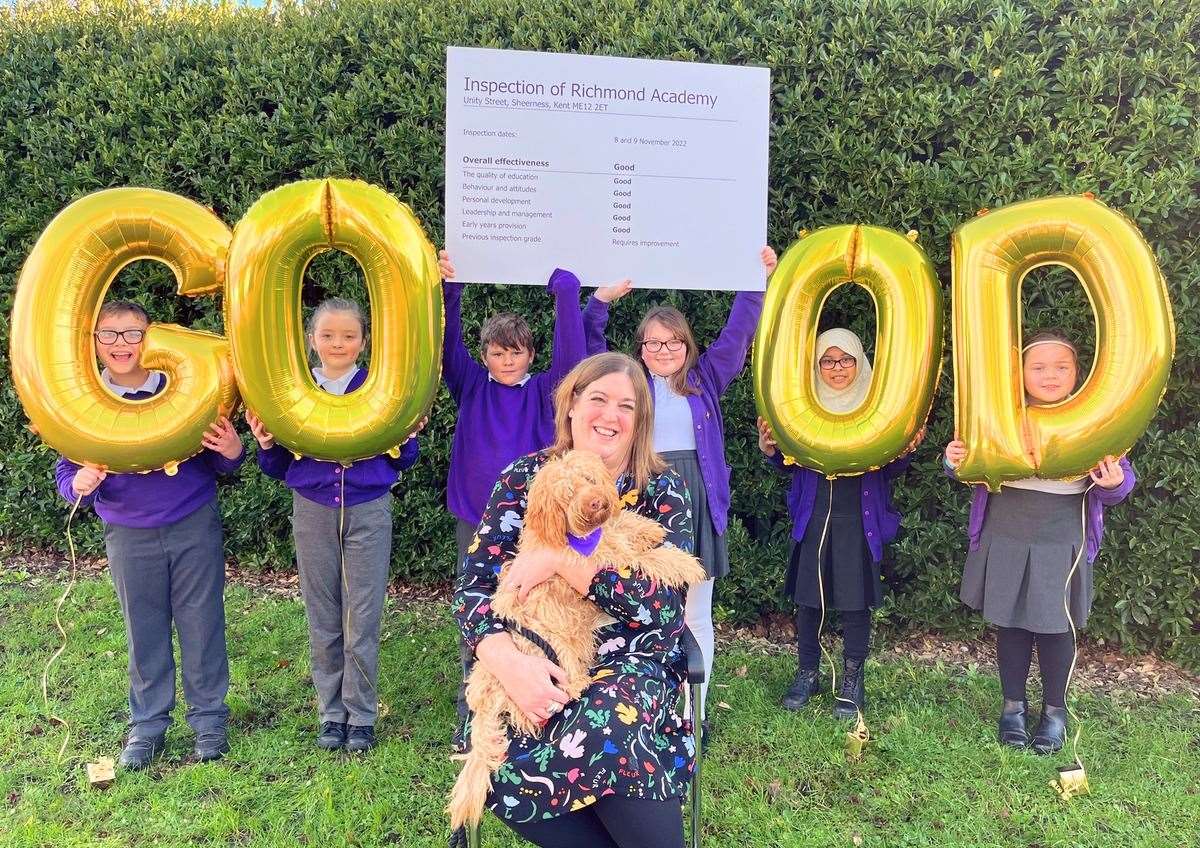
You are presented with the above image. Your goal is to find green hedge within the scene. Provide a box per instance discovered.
[2,0,1197,666]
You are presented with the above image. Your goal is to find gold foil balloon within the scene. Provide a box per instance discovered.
[9,188,238,474]
[951,195,1175,490]
[225,179,442,463]
[754,225,944,476]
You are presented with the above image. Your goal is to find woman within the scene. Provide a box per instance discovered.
[453,352,695,848]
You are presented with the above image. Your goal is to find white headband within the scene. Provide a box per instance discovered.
[1022,338,1077,355]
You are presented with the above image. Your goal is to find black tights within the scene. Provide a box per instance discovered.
[996,627,1074,707]
[499,796,684,848]
[796,605,871,669]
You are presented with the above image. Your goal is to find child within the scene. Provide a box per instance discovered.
[757,329,920,718]
[54,300,244,769]
[435,252,589,741]
[581,246,777,737]
[247,297,420,753]
[945,329,1134,753]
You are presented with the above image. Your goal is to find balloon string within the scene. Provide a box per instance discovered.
[338,474,373,709]
[42,494,82,762]
[814,478,862,721]
[1061,483,1096,771]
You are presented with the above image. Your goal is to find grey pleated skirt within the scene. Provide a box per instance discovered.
[660,449,729,579]
[960,486,1091,633]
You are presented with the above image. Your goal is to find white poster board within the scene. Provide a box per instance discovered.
[445,47,770,291]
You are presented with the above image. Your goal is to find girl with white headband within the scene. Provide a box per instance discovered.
[944,329,1135,754]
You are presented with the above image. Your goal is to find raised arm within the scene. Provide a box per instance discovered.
[545,268,586,389]
[582,295,610,356]
[696,290,765,396]
[442,280,485,401]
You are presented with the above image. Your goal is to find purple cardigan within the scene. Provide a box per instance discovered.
[946,456,1135,563]
[55,374,246,528]
[257,367,419,507]
[582,291,764,535]
[768,450,913,563]
[443,270,587,525]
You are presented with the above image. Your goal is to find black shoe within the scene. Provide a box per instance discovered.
[833,659,867,720]
[345,724,376,753]
[195,728,230,762]
[1031,704,1068,755]
[316,721,347,750]
[781,666,822,710]
[118,732,166,770]
[997,699,1030,748]
[451,717,469,754]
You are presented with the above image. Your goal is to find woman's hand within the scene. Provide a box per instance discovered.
[476,634,571,724]
[245,410,275,450]
[1090,455,1125,489]
[438,249,456,280]
[72,464,106,497]
[203,416,243,460]
[594,278,633,304]
[761,245,778,277]
[944,439,967,467]
[757,416,777,457]
[504,547,567,602]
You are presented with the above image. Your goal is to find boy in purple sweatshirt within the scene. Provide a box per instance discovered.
[435,251,588,738]
[247,297,420,754]
[54,301,245,769]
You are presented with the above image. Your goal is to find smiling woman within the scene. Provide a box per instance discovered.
[453,352,697,848]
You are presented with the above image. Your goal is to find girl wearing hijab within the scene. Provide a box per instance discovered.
[757,329,921,717]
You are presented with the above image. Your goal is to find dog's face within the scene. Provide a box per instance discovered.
[552,450,620,538]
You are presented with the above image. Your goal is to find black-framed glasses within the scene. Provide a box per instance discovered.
[818,355,857,371]
[640,339,685,353]
[94,329,145,345]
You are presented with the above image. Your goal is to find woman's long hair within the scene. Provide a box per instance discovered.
[632,306,701,396]
[548,352,666,491]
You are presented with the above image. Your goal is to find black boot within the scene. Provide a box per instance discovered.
[781,666,822,710]
[997,699,1029,748]
[833,658,866,720]
[1031,704,1068,755]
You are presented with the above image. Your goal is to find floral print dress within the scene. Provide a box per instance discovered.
[453,450,696,824]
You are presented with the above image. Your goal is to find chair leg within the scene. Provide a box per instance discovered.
[690,680,702,848]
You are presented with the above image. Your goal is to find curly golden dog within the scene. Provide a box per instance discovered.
[448,450,705,834]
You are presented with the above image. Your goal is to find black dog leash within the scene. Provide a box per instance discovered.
[498,618,562,668]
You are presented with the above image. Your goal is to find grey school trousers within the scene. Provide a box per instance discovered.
[103,500,230,737]
[455,518,477,720]
[292,492,392,726]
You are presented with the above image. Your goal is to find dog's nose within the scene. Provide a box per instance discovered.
[588,497,604,514]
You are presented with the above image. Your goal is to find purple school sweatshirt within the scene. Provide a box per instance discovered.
[766,450,914,563]
[946,456,1135,563]
[54,373,246,528]
[257,367,419,507]
[581,291,764,535]
[443,270,587,526]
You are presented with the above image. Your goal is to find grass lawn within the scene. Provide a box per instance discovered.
[0,575,1197,847]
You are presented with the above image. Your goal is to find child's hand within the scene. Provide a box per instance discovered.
[72,465,106,497]
[594,278,633,304]
[905,425,927,455]
[438,249,456,280]
[245,410,275,450]
[944,439,967,467]
[407,415,429,440]
[761,245,778,277]
[1090,455,1125,489]
[203,416,243,460]
[757,416,777,457]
